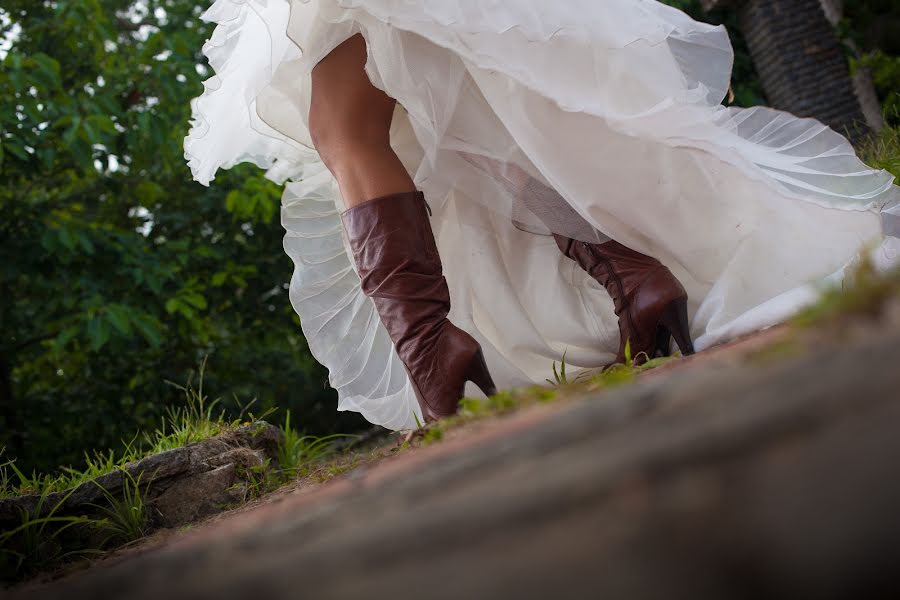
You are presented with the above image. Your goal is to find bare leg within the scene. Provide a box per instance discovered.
[309,34,416,208]
[313,37,496,419]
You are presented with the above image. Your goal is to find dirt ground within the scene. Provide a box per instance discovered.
[12,316,900,599]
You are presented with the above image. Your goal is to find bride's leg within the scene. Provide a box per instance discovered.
[308,34,497,420]
[309,34,415,208]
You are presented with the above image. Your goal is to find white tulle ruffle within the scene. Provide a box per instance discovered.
[185,0,900,431]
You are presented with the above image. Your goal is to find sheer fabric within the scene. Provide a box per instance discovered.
[185,0,900,430]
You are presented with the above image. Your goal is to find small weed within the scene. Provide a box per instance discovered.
[545,350,594,387]
[793,253,900,328]
[0,488,103,579]
[89,470,153,547]
[232,459,281,502]
[422,424,445,446]
[546,350,570,386]
[0,450,11,499]
[589,364,637,389]
[276,411,357,480]
[152,360,229,455]
[458,341,678,423]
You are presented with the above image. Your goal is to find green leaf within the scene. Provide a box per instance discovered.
[182,294,207,310]
[164,299,180,315]
[58,227,77,251]
[4,142,29,161]
[131,315,163,348]
[87,316,111,351]
[81,119,99,145]
[70,138,95,171]
[53,327,79,350]
[106,306,133,336]
[62,116,82,147]
[135,182,165,204]
[86,115,118,136]
[29,53,62,89]
[224,190,242,215]
[78,233,96,255]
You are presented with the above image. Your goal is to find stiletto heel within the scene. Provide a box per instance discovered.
[655,327,673,358]
[466,349,497,397]
[658,298,695,356]
[554,236,693,365]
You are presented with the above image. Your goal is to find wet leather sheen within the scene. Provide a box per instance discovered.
[341,191,483,421]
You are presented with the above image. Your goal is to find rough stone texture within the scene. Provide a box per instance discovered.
[702,0,876,142]
[15,326,900,599]
[0,423,282,532]
[152,464,242,528]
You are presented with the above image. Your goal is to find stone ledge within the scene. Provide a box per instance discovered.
[0,423,283,530]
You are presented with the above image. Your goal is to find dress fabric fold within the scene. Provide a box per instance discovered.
[184,0,900,430]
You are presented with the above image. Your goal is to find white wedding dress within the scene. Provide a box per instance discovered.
[184,0,900,430]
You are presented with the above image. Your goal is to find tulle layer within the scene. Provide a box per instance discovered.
[185,0,900,430]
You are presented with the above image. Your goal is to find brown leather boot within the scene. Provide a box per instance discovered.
[554,235,695,365]
[341,191,497,422]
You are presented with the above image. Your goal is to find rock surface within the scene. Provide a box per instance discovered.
[0,423,282,532]
[13,325,900,599]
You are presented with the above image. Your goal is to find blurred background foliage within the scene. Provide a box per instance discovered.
[842,0,900,126]
[0,0,896,475]
[0,0,368,475]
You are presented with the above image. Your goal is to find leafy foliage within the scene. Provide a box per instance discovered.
[841,0,900,126]
[0,0,367,474]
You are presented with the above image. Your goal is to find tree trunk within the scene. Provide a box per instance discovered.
[703,0,875,143]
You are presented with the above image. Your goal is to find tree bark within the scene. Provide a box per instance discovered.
[702,0,876,143]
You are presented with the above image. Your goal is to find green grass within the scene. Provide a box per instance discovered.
[0,360,357,582]
[0,358,272,500]
[860,122,900,180]
[0,446,143,501]
[793,253,900,328]
[276,411,358,480]
[89,470,153,548]
[0,488,104,578]
[448,343,677,426]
